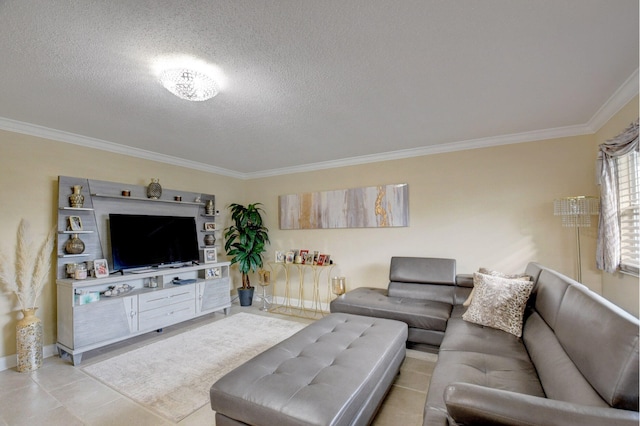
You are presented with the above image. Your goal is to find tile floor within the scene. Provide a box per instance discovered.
[0,303,436,425]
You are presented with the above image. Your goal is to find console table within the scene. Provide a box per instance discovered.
[266,262,337,319]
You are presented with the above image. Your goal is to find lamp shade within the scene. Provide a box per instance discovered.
[553,196,600,227]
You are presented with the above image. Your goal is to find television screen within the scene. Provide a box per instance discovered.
[109,214,199,271]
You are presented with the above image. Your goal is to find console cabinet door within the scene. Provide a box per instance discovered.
[73,296,136,348]
[198,278,230,313]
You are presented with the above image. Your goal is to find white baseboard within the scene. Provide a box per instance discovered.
[0,344,58,372]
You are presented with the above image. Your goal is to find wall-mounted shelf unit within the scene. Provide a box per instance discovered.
[55,176,226,365]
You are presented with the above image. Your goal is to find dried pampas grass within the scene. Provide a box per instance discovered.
[0,219,56,311]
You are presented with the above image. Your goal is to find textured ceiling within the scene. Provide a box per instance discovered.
[0,1,638,177]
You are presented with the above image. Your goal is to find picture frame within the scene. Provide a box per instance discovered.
[68,216,83,231]
[299,249,309,264]
[204,222,216,231]
[285,251,295,264]
[205,267,221,279]
[275,251,285,263]
[316,254,326,266]
[203,247,217,264]
[94,259,109,278]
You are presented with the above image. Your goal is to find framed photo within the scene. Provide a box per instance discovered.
[323,254,331,265]
[203,247,217,264]
[68,216,83,231]
[316,254,326,266]
[299,249,309,264]
[204,222,216,231]
[205,267,221,279]
[275,251,285,263]
[94,259,109,278]
[285,251,295,264]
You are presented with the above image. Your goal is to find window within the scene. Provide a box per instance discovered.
[617,149,639,274]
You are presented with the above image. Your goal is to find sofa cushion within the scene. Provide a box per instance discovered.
[523,311,609,407]
[389,256,456,285]
[330,287,451,331]
[441,307,532,362]
[462,272,534,337]
[424,350,545,425]
[554,285,639,411]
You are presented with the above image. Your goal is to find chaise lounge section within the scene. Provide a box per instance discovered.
[331,257,639,426]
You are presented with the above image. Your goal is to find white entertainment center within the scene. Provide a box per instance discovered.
[55,176,231,365]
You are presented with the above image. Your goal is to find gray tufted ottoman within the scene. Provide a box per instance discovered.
[210,313,408,426]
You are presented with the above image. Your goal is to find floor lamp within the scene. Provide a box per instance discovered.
[553,196,600,282]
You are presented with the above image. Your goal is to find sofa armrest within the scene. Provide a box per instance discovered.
[444,383,639,426]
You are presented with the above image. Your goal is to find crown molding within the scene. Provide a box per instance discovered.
[0,117,245,179]
[0,69,636,180]
[587,68,639,133]
[246,123,593,179]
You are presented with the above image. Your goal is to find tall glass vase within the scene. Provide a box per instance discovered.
[16,308,43,372]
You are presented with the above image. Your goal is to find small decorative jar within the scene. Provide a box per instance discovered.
[64,234,85,254]
[65,263,78,278]
[69,185,84,208]
[204,234,216,246]
[205,199,215,215]
[147,178,162,199]
[74,264,87,280]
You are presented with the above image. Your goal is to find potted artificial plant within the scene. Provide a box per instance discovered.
[224,203,270,306]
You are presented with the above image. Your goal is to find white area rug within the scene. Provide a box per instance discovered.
[83,313,307,422]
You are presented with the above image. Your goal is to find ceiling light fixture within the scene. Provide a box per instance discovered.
[159,68,219,101]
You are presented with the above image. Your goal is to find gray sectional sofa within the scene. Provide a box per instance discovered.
[330,257,640,426]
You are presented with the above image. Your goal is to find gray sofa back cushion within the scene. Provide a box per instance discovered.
[388,257,457,304]
[555,285,639,411]
[523,312,609,407]
[389,257,456,285]
[531,269,572,330]
[529,267,639,411]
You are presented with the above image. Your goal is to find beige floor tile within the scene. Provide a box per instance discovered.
[81,396,172,426]
[178,404,217,425]
[395,370,431,393]
[401,356,436,375]
[0,381,62,424]
[30,357,88,392]
[372,385,426,426]
[49,377,121,418]
[0,368,36,397]
[9,406,84,426]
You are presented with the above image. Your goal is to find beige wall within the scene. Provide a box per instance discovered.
[0,130,245,358]
[0,97,637,359]
[247,134,602,296]
[593,95,639,316]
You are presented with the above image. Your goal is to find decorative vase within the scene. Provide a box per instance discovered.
[205,199,215,215]
[16,308,43,372]
[147,178,162,199]
[64,233,85,254]
[204,234,216,246]
[69,185,84,208]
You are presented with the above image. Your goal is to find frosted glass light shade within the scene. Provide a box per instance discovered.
[553,196,600,227]
[159,68,218,101]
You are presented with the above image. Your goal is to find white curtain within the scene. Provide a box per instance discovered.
[596,119,639,273]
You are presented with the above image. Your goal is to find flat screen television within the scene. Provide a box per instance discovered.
[109,214,199,271]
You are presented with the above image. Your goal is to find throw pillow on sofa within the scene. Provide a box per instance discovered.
[463,267,531,307]
[462,272,534,337]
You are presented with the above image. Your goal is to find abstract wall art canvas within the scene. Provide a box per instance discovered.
[279,183,409,229]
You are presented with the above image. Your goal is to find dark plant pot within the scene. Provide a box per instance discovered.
[238,287,255,306]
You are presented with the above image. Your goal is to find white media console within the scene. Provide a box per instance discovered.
[55,176,230,365]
